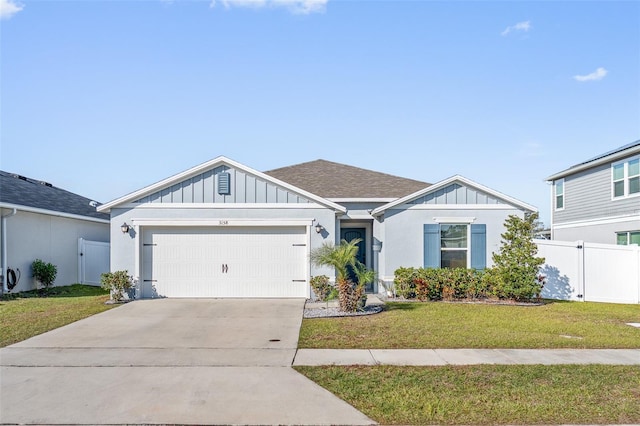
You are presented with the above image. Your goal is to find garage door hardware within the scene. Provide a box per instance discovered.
[222,264,229,273]
[292,243,306,246]
[292,279,306,282]
[143,279,157,282]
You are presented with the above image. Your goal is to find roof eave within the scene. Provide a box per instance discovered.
[546,145,640,182]
[0,202,110,224]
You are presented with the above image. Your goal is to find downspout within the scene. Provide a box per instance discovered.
[1,208,17,294]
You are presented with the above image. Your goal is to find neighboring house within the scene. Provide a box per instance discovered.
[98,157,536,299]
[546,140,640,245]
[0,171,110,293]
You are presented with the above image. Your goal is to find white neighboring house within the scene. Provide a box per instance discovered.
[0,171,110,293]
[546,140,640,245]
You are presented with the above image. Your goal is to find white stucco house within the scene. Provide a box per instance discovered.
[0,171,110,294]
[98,157,537,299]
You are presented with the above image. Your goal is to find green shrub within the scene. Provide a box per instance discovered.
[465,269,489,299]
[31,259,57,293]
[394,267,417,299]
[491,213,546,301]
[310,275,333,301]
[394,267,489,301]
[414,268,441,301]
[100,270,134,302]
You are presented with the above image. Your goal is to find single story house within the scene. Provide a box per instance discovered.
[0,171,110,294]
[97,157,536,298]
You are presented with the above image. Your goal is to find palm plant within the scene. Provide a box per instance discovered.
[310,238,370,312]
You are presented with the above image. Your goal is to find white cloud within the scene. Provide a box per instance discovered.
[210,0,327,14]
[501,20,531,36]
[573,67,608,82]
[0,0,23,19]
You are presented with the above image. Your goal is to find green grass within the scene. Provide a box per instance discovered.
[299,301,640,349]
[295,364,640,425]
[0,284,114,347]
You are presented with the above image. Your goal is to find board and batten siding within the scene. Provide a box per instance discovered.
[553,162,639,224]
[409,184,504,205]
[133,166,311,205]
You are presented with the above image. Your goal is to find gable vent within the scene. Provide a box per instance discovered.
[217,172,231,195]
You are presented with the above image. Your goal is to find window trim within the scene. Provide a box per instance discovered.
[616,230,640,246]
[611,155,640,200]
[439,223,470,268]
[554,178,565,211]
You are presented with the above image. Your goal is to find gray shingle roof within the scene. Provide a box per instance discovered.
[264,159,430,199]
[0,170,109,220]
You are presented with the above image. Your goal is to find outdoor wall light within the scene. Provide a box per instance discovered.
[121,223,130,234]
[315,223,324,234]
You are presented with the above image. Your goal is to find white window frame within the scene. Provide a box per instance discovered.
[616,231,640,246]
[440,223,470,268]
[554,179,564,211]
[611,155,640,200]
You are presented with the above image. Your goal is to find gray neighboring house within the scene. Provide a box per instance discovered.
[546,141,640,245]
[98,157,536,299]
[0,171,110,294]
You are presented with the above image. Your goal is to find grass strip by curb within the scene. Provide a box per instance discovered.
[295,364,640,425]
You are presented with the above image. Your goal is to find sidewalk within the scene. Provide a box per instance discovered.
[293,349,640,366]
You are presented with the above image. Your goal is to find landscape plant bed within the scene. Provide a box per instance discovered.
[0,284,114,347]
[384,296,545,306]
[294,364,640,425]
[298,301,640,349]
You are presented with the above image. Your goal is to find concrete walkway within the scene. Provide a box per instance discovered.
[294,348,640,366]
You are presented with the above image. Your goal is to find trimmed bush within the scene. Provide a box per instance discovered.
[100,270,134,302]
[31,259,57,293]
[394,267,417,299]
[310,275,333,301]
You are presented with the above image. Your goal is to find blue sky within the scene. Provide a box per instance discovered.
[1,0,639,226]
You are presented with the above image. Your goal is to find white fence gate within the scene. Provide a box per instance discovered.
[534,239,640,304]
[78,238,110,285]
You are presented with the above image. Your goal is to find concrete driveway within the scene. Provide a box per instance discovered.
[0,299,373,425]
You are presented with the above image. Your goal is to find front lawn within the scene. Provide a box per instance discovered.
[299,301,640,349]
[295,364,640,425]
[0,284,114,347]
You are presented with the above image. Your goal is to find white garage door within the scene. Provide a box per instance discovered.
[141,226,308,298]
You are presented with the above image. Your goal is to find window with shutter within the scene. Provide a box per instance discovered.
[423,222,487,269]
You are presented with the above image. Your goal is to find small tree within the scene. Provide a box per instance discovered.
[310,239,365,312]
[100,270,134,302]
[491,212,546,300]
[31,259,57,293]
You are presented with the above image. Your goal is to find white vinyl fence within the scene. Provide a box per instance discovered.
[78,238,110,285]
[534,239,640,304]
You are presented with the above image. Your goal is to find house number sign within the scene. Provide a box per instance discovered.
[219,220,229,225]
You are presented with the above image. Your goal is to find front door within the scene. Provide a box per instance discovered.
[340,228,372,292]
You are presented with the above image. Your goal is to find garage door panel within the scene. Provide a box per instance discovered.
[142,226,308,298]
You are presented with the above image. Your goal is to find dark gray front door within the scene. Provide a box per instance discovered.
[340,228,372,292]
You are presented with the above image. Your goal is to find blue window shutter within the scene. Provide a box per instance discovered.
[217,172,231,195]
[470,224,486,270]
[423,224,440,268]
